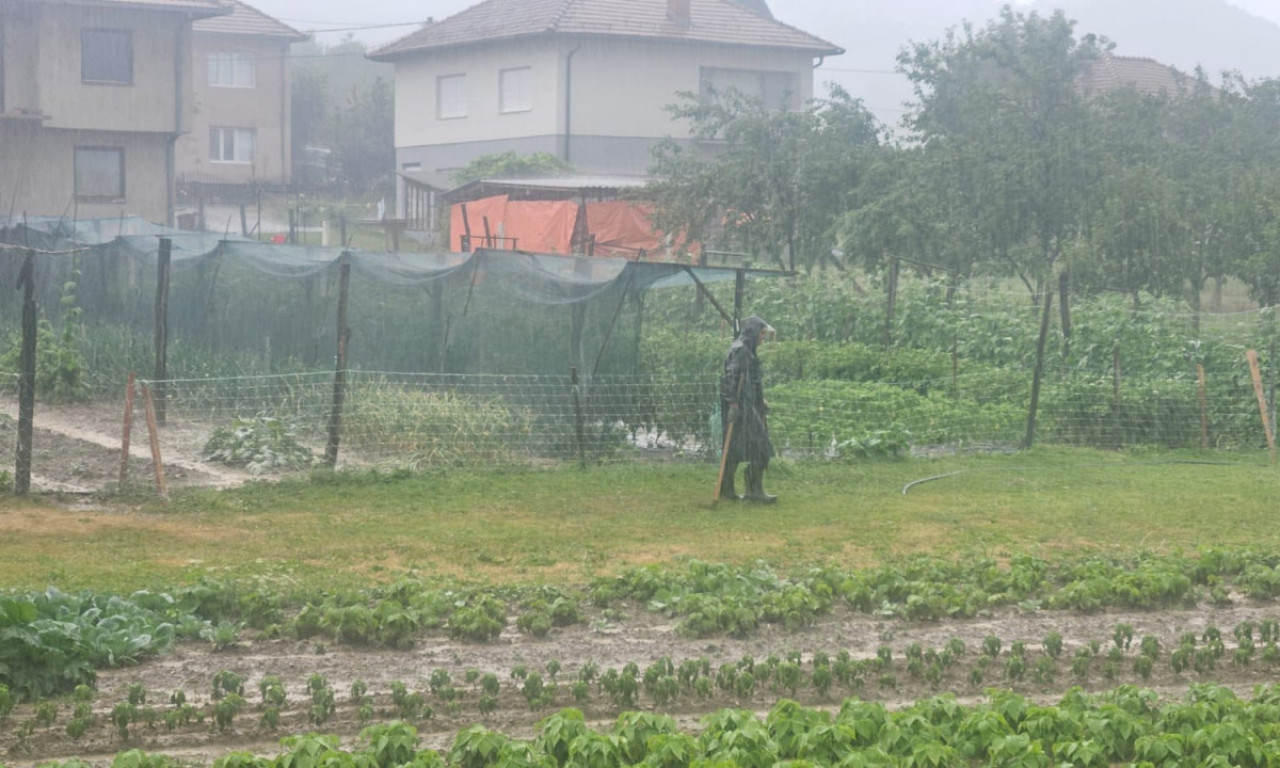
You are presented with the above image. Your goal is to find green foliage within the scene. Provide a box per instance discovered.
[203,416,318,474]
[344,382,535,467]
[1,273,86,403]
[452,151,573,186]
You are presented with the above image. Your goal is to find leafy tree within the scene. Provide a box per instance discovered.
[647,84,882,270]
[897,7,1108,301]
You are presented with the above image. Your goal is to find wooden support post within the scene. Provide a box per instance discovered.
[1022,286,1054,450]
[239,204,248,236]
[571,367,585,468]
[1112,345,1121,418]
[288,208,296,244]
[1197,364,1209,450]
[1058,270,1071,356]
[884,257,900,347]
[733,269,745,334]
[14,250,36,495]
[1247,349,1276,464]
[142,384,168,497]
[119,372,137,486]
[325,254,352,467]
[154,238,171,425]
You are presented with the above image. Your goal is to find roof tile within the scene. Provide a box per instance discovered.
[371,0,841,59]
[194,0,307,39]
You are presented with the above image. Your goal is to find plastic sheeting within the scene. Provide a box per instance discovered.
[448,195,579,254]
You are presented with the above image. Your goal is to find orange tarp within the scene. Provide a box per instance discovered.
[450,195,695,260]
[449,195,578,254]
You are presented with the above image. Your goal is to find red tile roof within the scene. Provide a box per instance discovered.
[1080,54,1194,97]
[371,0,842,60]
[194,0,307,40]
[53,0,230,16]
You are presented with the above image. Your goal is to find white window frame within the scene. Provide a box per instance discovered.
[437,74,467,119]
[208,52,256,88]
[499,66,532,114]
[81,28,133,85]
[74,146,126,201]
[210,127,256,164]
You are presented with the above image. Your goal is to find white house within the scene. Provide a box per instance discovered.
[368,0,842,227]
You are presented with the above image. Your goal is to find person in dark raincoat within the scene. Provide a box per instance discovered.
[719,316,776,503]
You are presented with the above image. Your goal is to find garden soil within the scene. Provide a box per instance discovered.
[4,597,1280,766]
[3,398,1280,765]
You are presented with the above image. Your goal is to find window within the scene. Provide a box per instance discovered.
[74,147,125,200]
[499,67,532,113]
[82,28,133,84]
[209,127,255,163]
[700,67,799,110]
[208,52,255,88]
[437,74,466,119]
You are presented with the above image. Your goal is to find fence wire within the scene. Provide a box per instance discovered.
[2,359,1271,496]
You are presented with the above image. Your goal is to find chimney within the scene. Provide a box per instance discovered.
[667,0,690,27]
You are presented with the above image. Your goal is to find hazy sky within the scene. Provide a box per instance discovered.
[250,0,1280,47]
[253,0,1280,125]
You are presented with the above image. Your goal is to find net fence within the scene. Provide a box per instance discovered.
[0,360,1270,494]
[1,217,1276,493]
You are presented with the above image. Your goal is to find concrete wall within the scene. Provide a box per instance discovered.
[0,1,192,222]
[36,3,188,134]
[177,32,292,185]
[0,126,171,223]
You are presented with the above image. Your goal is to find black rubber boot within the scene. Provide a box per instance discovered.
[745,464,777,504]
[719,462,741,501]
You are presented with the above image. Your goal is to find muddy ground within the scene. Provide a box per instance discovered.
[4,597,1280,766]
[3,399,1279,765]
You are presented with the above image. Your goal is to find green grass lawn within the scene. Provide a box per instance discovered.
[0,447,1275,594]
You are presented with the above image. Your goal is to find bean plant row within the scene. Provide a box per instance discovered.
[7,547,1280,702]
[7,616,1280,752]
[11,682,1280,768]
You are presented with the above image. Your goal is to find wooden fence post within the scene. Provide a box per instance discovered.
[884,257,900,347]
[1197,364,1209,450]
[1022,286,1054,450]
[119,372,137,486]
[1247,349,1276,464]
[571,367,585,468]
[14,250,36,495]
[154,238,171,425]
[142,384,168,497]
[324,253,352,467]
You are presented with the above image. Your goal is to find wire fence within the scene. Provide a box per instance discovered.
[1,361,1272,495]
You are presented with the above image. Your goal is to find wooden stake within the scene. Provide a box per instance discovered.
[1247,349,1276,464]
[1196,364,1208,450]
[1022,287,1054,450]
[15,250,36,496]
[324,254,352,467]
[119,372,137,486]
[154,238,171,425]
[142,384,168,497]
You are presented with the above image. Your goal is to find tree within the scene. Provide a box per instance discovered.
[646,84,883,271]
[897,7,1109,301]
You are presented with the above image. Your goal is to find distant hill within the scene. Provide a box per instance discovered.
[779,0,1280,130]
[1029,0,1280,80]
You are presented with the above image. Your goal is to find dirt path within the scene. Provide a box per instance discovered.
[0,395,254,493]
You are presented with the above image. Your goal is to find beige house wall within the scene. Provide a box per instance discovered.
[564,39,815,137]
[0,126,171,223]
[0,1,194,222]
[177,32,292,185]
[394,38,562,151]
[36,4,189,134]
